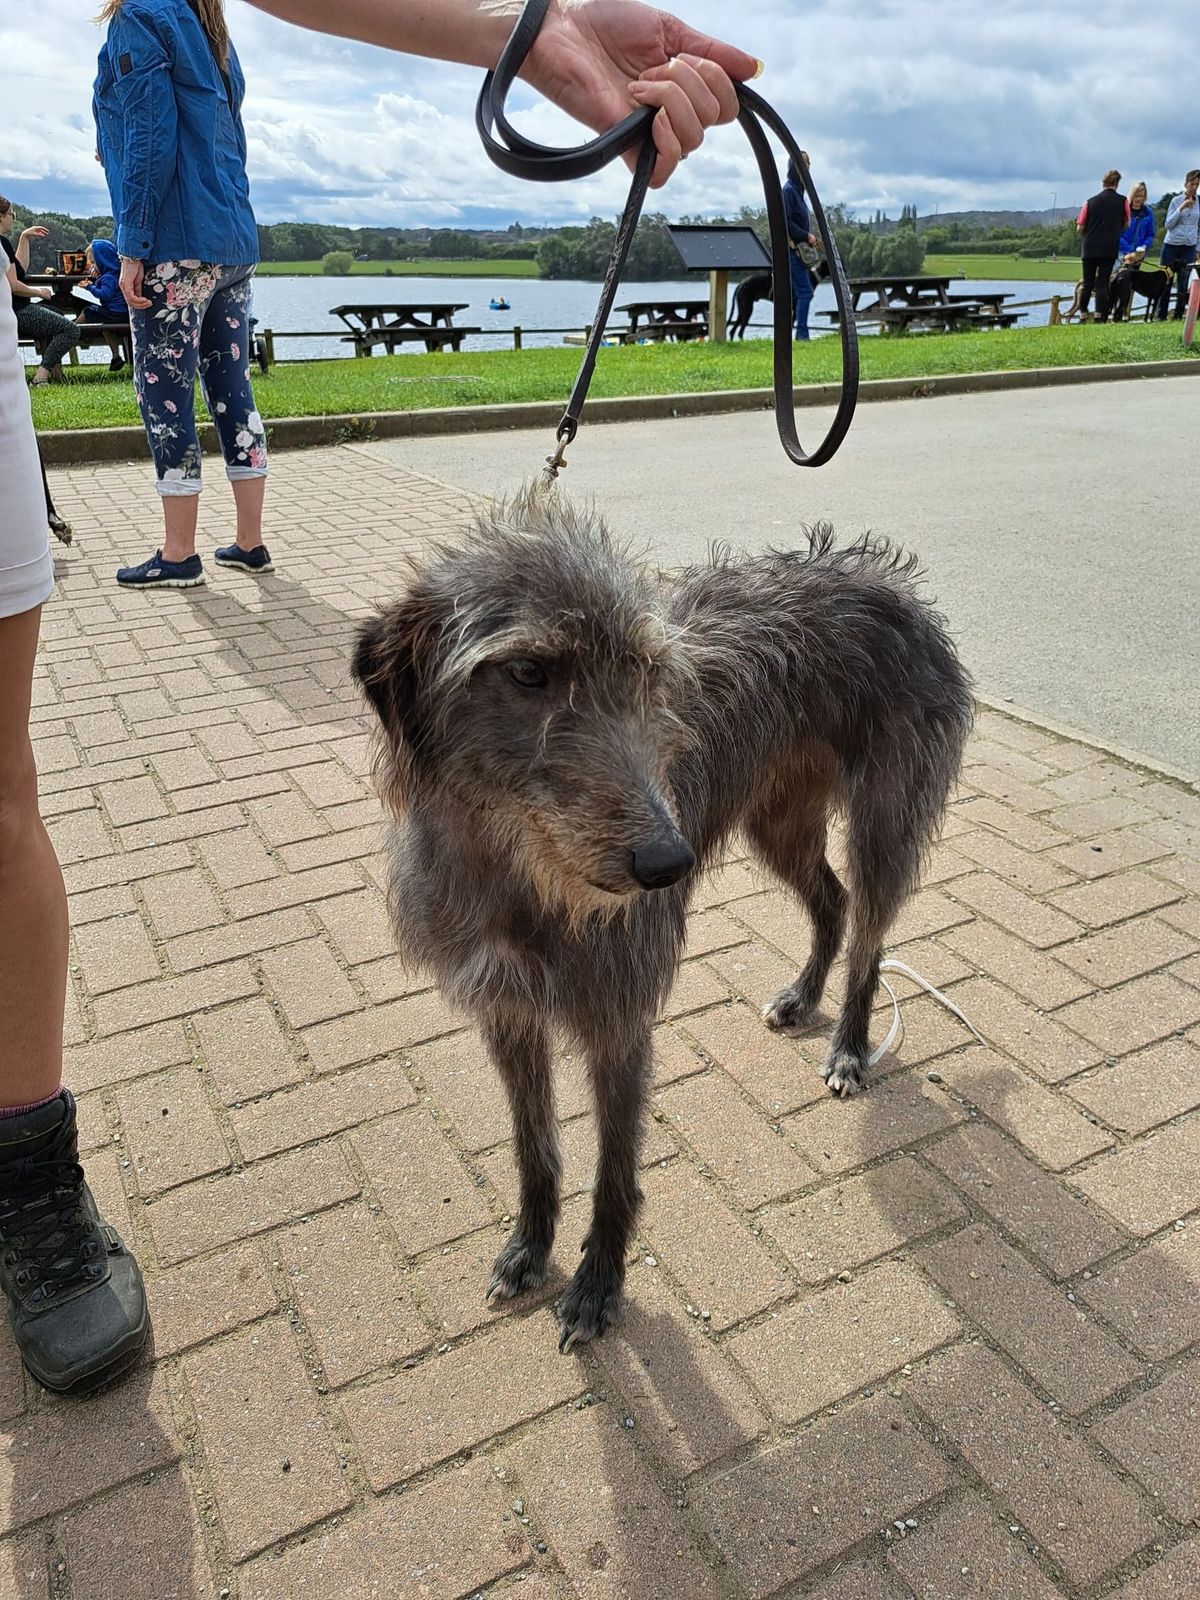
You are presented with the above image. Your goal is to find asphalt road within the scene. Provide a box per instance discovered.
[364,373,1200,776]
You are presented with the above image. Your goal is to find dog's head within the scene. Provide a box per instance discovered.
[353,492,697,917]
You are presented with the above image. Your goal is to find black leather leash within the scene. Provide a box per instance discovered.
[476,0,858,478]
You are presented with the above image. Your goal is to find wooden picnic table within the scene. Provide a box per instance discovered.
[331,301,481,355]
[843,275,961,314]
[611,298,709,342]
[21,271,133,368]
[817,275,1024,335]
[818,299,1023,336]
[24,270,90,316]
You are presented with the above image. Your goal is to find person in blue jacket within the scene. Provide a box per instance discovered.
[75,239,131,371]
[94,0,273,587]
[1117,182,1155,268]
[80,239,128,322]
[783,156,818,340]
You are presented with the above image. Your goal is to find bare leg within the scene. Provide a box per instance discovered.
[483,1011,560,1301]
[556,1025,650,1351]
[0,607,67,1107]
[161,495,200,564]
[232,477,266,551]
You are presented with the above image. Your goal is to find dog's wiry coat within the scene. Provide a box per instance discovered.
[353,492,973,1349]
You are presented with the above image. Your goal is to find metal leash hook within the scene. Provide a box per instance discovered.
[541,419,574,488]
[476,0,859,476]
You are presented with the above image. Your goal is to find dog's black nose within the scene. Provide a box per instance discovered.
[631,836,696,890]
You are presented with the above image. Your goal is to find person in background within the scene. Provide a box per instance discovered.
[1075,169,1129,323]
[783,155,817,340]
[1118,182,1155,267]
[76,238,131,372]
[1108,181,1156,322]
[95,0,272,587]
[1156,168,1200,320]
[0,198,82,384]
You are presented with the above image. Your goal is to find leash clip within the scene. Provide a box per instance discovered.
[541,414,576,487]
[543,434,569,485]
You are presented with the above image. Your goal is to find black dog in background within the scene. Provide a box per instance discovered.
[727,270,773,338]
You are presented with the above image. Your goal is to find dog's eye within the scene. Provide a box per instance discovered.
[506,658,548,690]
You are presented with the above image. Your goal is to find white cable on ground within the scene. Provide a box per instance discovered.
[867,958,987,1067]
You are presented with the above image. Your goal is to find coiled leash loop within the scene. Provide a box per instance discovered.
[477,0,859,482]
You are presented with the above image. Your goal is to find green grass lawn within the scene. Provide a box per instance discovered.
[923,254,1082,283]
[30,320,1195,433]
[255,258,539,277]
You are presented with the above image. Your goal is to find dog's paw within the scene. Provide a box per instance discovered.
[486,1233,549,1304]
[555,1261,623,1353]
[762,984,819,1036]
[821,1046,868,1098]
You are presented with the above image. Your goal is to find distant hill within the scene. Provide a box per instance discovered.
[915,208,1066,231]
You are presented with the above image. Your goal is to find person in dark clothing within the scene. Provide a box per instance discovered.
[1075,169,1129,322]
[783,155,818,340]
[0,197,82,383]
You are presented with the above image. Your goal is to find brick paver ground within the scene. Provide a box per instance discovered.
[3,445,1198,1599]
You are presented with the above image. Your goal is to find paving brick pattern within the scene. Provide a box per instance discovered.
[2,449,1197,1597]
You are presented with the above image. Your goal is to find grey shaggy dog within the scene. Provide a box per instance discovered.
[352,492,973,1351]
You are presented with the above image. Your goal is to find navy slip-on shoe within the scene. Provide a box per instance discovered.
[214,542,274,574]
[115,549,205,588]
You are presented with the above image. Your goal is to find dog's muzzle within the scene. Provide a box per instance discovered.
[630,833,696,890]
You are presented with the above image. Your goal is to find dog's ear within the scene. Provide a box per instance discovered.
[352,601,428,744]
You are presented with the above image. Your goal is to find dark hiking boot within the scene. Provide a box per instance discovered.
[0,1090,149,1394]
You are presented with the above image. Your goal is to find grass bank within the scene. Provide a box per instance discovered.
[29,321,1195,432]
[255,258,539,277]
[923,254,1081,282]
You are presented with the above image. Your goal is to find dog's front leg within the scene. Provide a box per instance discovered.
[483,1011,561,1302]
[556,1026,650,1352]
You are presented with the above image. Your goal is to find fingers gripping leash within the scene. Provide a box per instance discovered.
[476,0,859,480]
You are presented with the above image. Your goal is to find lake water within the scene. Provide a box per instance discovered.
[248,272,1073,360]
[64,271,1073,364]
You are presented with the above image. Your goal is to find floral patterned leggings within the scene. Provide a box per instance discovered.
[130,261,267,497]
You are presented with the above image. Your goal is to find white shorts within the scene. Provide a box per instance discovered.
[0,269,54,620]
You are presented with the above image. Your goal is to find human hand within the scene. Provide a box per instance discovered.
[807,232,817,246]
[35,285,54,301]
[522,0,759,188]
[21,226,50,243]
[120,257,151,310]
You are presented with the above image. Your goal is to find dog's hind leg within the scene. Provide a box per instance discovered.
[484,1011,561,1302]
[556,1024,651,1352]
[823,787,920,1097]
[749,751,846,1036]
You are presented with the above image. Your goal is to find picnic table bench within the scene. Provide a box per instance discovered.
[331,302,482,355]
[817,276,1024,335]
[611,298,709,342]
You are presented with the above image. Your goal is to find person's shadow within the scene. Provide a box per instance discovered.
[1,1340,209,1598]
[185,571,367,729]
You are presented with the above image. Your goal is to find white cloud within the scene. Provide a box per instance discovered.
[3,0,1196,225]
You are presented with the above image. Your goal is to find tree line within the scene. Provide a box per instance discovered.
[9,187,1185,281]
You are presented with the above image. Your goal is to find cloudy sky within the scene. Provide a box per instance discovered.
[5,0,1196,228]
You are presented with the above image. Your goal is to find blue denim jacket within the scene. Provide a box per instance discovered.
[93,0,258,266]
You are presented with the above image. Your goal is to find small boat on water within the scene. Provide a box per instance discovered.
[489,297,511,311]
